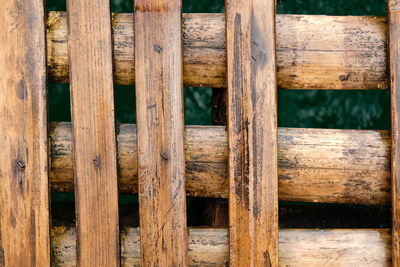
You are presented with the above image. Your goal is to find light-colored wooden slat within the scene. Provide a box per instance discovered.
[226,0,279,265]
[0,0,50,265]
[67,0,120,265]
[47,12,387,90]
[49,123,391,205]
[134,1,187,265]
[389,0,400,265]
[51,227,391,266]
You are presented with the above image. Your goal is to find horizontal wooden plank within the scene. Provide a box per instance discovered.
[49,123,390,205]
[52,227,391,266]
[46,12,387,90]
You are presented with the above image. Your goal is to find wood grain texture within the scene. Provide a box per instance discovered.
[389,0,400,265]
[226,0,278,265]
[51,227,392,266]
[0,0,50,265]
[47,12,387,89]
[49,123,391,205]
[134,0,187,265]
[67,0,120,265]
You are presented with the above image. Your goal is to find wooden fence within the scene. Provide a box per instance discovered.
[0,0,399,266]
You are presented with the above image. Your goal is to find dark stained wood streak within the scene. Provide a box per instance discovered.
[0,0,51,265]
[389,0,400,265]
[134,0,188,265]
[67,0,120,265]
[226,0,279,266]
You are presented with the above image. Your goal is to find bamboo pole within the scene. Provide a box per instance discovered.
[51,227,391,266]
[46,12,387,90]
[49,122,391,205]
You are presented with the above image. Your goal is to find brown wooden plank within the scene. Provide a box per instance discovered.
[67,0,120,265]
[49,123,391,205]
[389,0,400,265]
[52,227,392,266]
[134,0,187,265]
[226,0,279,266]
[47,12,387,90]
[0,0,50,265]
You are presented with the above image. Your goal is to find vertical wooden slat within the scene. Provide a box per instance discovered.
[0,0,50,265]
[67,0,120,265]
[226,0,279,266]
[389,1,400,265]
[134,0,187,266]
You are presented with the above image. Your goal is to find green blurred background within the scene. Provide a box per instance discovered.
[48,0,391,226]
[47,0,389,129]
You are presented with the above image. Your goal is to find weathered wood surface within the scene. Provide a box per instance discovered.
[0,0,51,265]
[226,0,278,265]
[67,0,120,265]
[389,0,400,265]
[47,12,387,89]
[134,0,187,265]
[52,227,391,266]
[49,123,390,204]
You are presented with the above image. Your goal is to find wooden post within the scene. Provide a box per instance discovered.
[212,88,228,126]
[389,0,400,265]
[134,0,188,265]
[226,0,279,266]
[0,0,51,265]
[191,88,228,228]
[67,0,120,265]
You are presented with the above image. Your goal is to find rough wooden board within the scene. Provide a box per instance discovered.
[388,0,400,265]
[49,123,391,205]
[134,1,187,265]
[52,227,392,266]
[226,0,279,265]
[47,12,387,89]
[67,0,120,265]
[0,0,50,265]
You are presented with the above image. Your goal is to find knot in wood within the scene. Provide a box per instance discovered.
[153,44,163,53]
[93,156,101,168]
[16,160,25,170]
[160,152,168,161]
